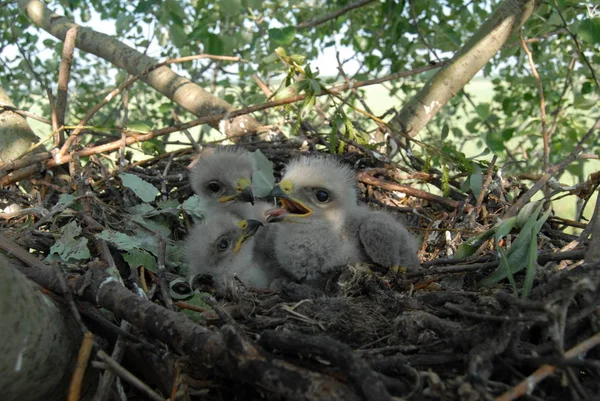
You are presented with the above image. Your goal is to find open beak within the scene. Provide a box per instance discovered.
[267,184,312,222]
[218,178,255,205]
[233,219,263,253]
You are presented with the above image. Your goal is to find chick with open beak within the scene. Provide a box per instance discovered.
[185,212,278,293]
[265,156,421,284]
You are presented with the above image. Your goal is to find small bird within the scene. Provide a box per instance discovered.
[267,156,420,282]
[189,147,270,222]
[185,212,280,292]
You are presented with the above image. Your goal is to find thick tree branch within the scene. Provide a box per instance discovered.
[17,0,261,139]
[390,0,540,139]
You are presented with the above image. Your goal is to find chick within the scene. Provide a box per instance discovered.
[185,212,279,291]
[267,156,420,282]
[188,147,270,222]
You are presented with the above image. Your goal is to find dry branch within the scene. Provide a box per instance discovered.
[17,0,261,139]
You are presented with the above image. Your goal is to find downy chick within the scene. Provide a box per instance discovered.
[267,156,420,282]
[189,147,270,222]
[185,212,280,292]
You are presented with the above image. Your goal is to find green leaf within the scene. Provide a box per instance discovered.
[119,173,159,203]
[169,23,187,49]
[273,80,309,100]
[57,193,77,207]
[205,33,224,55]
[485,131,505,152]
[469,163,483,199]
[498,247,517,294]
[475,104,490,120]
[165,0,186,19]
[454,228,496,259]
[130,214,171,238]
[181,195,207,218]
[441,124,450,140]
[123,249,157,272]
[495,216,518,242]
[269,26,296,46]
[482,203,546,285]
[115,14,134,35]
[126,121,153,133]
[141,139,166,156]
[96,230,147,252]
[250,150,275,197]
[179,293,212,322]
[577,18,600,45]
[47,221,91,262]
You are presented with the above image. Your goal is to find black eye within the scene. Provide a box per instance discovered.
[216,237,230,251]
[207,181,221,193]
[315,189,329,202]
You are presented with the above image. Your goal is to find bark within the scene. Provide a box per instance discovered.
[390,0,540,139]
[0,87,39,163]
[0,256,82,401]
[17,0,262,139]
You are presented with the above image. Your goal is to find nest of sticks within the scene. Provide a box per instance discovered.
[1,137,599,401]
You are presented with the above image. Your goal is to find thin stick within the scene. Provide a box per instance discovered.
[96,350,166,401]
[496,331,600,401]
[0,63,444,186]
[68,331,94,401]
[520,33,549,171]
[55,26,78,147]
[504,116,600,218]
[58,54,244,156]
[296,0,376,29]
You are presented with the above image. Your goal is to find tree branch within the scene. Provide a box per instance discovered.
[390,0,540,140]
[17,0,261,139]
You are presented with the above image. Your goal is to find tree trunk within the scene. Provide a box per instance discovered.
[390,0,540,140]
[0,256,83,401]
[17,0,262,139]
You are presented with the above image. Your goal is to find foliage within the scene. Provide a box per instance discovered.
[0,1,598,178]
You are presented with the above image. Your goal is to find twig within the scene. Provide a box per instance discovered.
[172,109,200,152]
[55,26,78,147]
[252,73,273,97]
[259,330,393,401]
[68,331,95,401]
[444,302,547,323]
[496,331,600,401]
[553,0,600,91]
[94,321,134,401]
[96,350,166,401]
[519,33,549,171]
[58,54,244,157]
[296,0,376,29]
[156,236,173,311]
[474,155,498,218]
[0,63,444,186]
[404,249,586,279]
[504,116,600,218]
[0,105,51,125]
[357,171,472,212]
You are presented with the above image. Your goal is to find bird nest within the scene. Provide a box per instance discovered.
[1,138,599,401]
